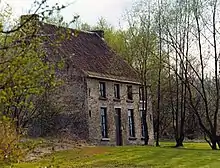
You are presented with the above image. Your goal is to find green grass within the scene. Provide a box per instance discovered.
[6,142,220,168]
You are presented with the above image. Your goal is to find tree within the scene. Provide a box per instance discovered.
[186,0,220,149]
[0,0,69,132]
[161,0,220,149]
[45,10,79,27]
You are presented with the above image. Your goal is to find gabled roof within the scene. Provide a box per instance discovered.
[40,22,140,84]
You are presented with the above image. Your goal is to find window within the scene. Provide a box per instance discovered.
[128,109,135,137]
[99,82,106,98]
[140,110,146,137]
[114,84,120,99]
[139,87,143,100]
[88,88,91,96]
[89,110,91,118]
[101,107,108,138]
[127,85,133,100]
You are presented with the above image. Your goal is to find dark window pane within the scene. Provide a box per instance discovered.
[114,84,120,99]
[99,82,106,98]
[127,86,133,100]
[139,87,143,100]
[89,110,91,118]
[140,110,145,137]
[128,109,135,137]
[89,88,91,96]
[101,107,108,138]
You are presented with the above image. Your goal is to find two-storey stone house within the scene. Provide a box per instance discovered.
[23,15,154,145]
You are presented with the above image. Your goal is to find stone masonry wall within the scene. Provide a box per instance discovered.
[52,65,89,140]
[86,78,154,145]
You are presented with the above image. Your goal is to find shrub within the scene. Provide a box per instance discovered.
[0,116,24,164]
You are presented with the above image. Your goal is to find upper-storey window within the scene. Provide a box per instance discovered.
[127,85,133,100]
[139,87,143,100]
[99,82,106,98]
[114,84,120,99]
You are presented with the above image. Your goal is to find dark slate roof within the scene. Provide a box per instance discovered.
[40,22,140,83]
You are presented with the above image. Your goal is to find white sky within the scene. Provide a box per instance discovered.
[1,0,133,27]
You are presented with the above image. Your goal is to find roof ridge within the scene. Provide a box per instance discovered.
[41,22,98,36]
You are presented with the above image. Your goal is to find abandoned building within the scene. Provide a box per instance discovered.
[23,14,154,145]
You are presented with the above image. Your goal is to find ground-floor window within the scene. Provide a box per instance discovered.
[140,110,146,137]
[128,109,135,137]
[101,107,108,138]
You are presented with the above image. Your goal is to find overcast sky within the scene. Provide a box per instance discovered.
[2,0,133,27]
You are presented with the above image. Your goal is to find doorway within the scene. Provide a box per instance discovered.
[115,108,123,146]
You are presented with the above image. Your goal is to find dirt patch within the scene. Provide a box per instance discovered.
[25,139,88,161]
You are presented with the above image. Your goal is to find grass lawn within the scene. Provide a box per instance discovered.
[6,142,220,168]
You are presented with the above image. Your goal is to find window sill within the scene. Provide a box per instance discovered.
[99,97,108,101]
[113,98,121,102]
[101,138,110,141]
[126,99,134,103]
[128,137,137,140]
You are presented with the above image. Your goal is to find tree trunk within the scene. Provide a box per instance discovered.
[211,140,217,150]
[142,83,149,145]
[175,137,184,147]
[156,0,163,147]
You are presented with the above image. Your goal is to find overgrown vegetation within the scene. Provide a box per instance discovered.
[0,117,24,164]
[0,0,74,164]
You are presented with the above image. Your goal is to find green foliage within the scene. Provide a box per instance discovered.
[0,117,24,164]
[43,9,79,28]
[0,28,56,126]
[0,9,62,132]
[0,1,74,165]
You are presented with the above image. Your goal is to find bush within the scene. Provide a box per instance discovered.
[0,116,24,164]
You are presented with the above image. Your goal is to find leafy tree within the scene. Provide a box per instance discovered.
[0,0,69,133]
